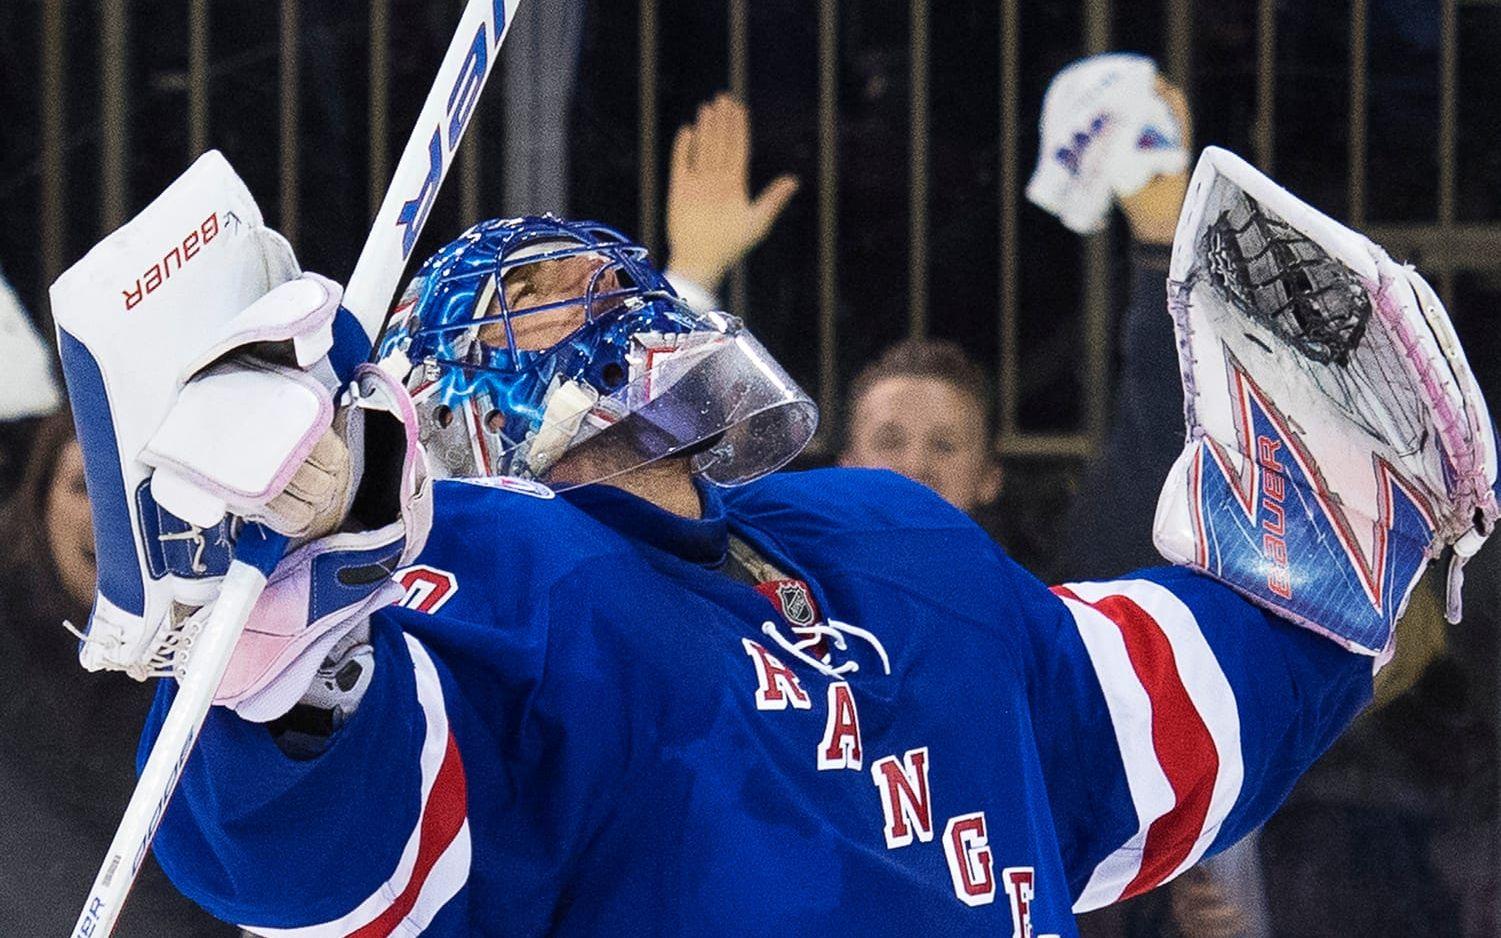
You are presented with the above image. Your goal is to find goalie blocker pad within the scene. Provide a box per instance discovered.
[50,152,304,673]
[1153,147,1499,658]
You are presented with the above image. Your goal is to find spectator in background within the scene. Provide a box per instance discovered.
[838,338,1083,576]
[1035,60,1196,579]
[840,338,1001,515]
[841,337,1086,572]
[834,339,1074,565]
[0,267,62,499]
[0,413,235,935]
[1038,54,1465,938]
[659,94,1033,560]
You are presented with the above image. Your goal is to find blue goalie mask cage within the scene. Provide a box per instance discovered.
[378,215,817,489]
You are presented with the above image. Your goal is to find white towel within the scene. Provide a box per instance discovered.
[1026,53,1188,234]
[0,273,61,421]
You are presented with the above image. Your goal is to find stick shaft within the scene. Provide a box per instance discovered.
[344,0,520,340]
[71,559,275,938]
[70,2,521,932]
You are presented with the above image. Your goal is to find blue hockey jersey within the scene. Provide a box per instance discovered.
[143,468,1372,936]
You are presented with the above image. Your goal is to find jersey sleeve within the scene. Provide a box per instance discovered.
[142,617,473,934]
[1010,559,1373,913]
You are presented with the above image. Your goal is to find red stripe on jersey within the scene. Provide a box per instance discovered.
[1053,586,1219,899]
[348,732,469,938]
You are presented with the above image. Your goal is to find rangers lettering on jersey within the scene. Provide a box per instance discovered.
[871,747,934,849]
[943,813,997,907]
[817,682,862,771]
[741,638,812,710]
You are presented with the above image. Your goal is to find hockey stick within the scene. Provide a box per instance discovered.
[70,3,521,934]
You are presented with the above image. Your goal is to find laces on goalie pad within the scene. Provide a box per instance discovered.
[1153,147,1499,660]
[1201,199,1371,366]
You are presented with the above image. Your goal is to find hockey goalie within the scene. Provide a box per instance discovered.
[49,147,1497,936]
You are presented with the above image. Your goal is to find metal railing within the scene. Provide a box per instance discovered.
[31,1,1501,457]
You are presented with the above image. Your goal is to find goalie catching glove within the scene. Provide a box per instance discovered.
[1153,147,1499,661]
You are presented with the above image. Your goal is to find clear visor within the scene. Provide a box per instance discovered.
[423,315,818,490]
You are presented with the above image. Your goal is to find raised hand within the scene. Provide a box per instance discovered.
[666,93,800,291]
[1118,77,1192,245]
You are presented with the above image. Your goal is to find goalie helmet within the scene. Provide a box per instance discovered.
[378,215,817,489]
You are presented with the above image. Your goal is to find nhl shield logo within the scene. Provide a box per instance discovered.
[776,581,816,627]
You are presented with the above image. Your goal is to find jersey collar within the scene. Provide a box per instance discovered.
[561,478,728,566]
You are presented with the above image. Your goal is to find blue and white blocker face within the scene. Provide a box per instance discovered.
[378,216,817,490]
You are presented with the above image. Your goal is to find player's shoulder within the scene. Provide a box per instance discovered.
[432,474,570,522]
[397,477,644,637]
[726,468,1030,631]
[722,466,976,533]
[424,477,619,566]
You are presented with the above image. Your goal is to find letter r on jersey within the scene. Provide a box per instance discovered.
[741,638,811,710]
[871,747,934,848]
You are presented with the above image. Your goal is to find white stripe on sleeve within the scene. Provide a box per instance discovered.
[1056,579,1244,913]
[245,635,470,937]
